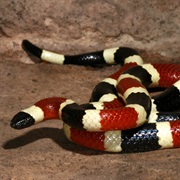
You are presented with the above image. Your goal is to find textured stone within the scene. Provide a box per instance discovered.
[0,1,180,179]
[0,0,180,63]
[1,60,180,179]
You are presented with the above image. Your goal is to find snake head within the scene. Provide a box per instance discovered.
[10,112,35,129]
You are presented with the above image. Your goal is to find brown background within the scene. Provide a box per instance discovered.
[0,0,180,179]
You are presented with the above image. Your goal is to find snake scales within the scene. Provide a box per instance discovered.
[10,40,180,153]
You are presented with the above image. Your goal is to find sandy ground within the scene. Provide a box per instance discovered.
[0,54,180,180]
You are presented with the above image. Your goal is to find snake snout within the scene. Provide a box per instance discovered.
[10,112,35,129]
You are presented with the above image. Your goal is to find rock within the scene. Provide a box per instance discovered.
[0,0,179,63]
[1,1,180,179]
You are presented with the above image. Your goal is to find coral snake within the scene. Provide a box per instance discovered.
[10,40,180,153]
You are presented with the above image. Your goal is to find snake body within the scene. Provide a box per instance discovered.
[11,40,180,153]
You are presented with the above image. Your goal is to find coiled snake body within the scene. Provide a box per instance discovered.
[11,40,180,153]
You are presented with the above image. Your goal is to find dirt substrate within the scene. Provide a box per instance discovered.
[0,54,180,180]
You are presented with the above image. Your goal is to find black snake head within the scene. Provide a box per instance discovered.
[10,112,35,129]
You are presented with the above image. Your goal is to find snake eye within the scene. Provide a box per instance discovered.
[10,112,35,129]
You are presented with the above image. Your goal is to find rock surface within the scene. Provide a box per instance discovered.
[0,0,180,179]
[0,0,179,63]
[1,59,180,180]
